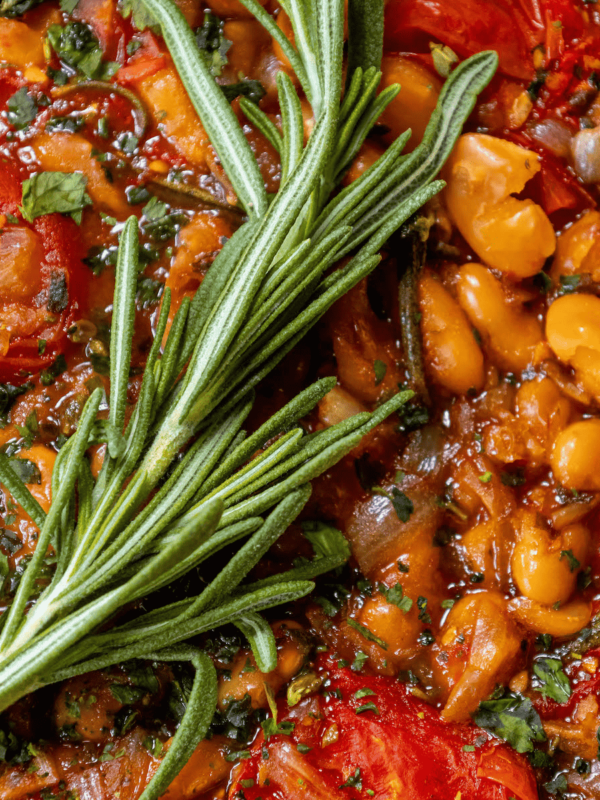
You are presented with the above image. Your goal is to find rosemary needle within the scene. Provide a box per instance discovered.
[0,0,498,796]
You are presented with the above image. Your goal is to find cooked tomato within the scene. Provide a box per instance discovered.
[384,0,543,80]
[228,655,538,800]
[0,105,87,382]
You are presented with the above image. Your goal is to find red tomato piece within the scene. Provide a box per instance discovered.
[383,0,543,81]
[0,157,87,383]
[228,655,538,800]
[116,31,167,84]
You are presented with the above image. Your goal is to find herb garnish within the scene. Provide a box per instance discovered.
[474,691,546,753]
[532,657,571,704]
[20,172,92,223]
[6,88,38,130]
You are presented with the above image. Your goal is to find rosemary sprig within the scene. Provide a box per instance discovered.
[0,0,497,795]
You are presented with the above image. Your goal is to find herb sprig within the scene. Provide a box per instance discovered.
[0,0,497,797]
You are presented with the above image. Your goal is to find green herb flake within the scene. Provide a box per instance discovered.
[354,687,376,699]
[559,274,581,294]
[355,701,379,715]
[429,42,459,78]
[21,172,92,223]
[339,767,362,790]
[379,582,413,614]
[347,618,388,649]
[7,88,38,131]
[225,750,251,762]
[474,692,546,753]
[544,772,568,796]
[559,549,580,573]
[195,10,231,76]
[47,22,119,80]
[301,519,351,561]
[351,651,368,672]
[373,359,387,386]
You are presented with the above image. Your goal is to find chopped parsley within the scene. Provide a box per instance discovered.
[40,354,68,386]
[47,22,119,80]
[6,88,38,131]
[0,383,31,424]
[221,80,266,105]
[21,172,92,224]
[351,651,368,672]
[260,718,295,740]
[373,359,387,386]
[8,458,42,485]
[137,277,164,309]
[339,768,362,790]
[544,772,568,796]
[301,520,351,560]
[378,581,412,613]
[559,549,580,573]
[533,658,571,704]
[141,196,186,241]
[195,10,231,76]
[474,692,546,753]
[355,701,379,715]
[373,486,414,522]
[347,618,388,649]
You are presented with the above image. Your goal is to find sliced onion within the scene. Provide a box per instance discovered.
[527,118,573,159]
[572,126,600,183]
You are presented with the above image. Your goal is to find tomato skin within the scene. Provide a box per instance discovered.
[383,0,543,81]
[228,655,537,800]
[0,156,86,383]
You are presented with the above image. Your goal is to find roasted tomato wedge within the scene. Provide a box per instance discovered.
[228,655,538,800]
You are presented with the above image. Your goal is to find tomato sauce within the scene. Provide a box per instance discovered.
[1,0,600,798]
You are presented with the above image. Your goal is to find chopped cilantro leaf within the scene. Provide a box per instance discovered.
[137,277,164,309]
[225,749,251,762]
[142,196,186,241]
[260,718,295,740]
[109,684,146,704]
[40,354,67,386]
[558,275,580,294]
